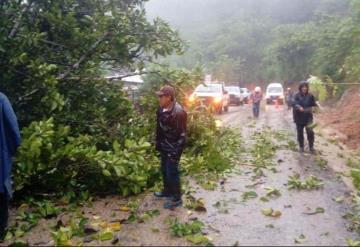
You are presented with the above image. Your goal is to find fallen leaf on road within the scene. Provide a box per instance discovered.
[266,224,275,228]
[347,238,360,246]
[320,232,330,237]
[95,229,114,241]
[295,234,306,244]
[119,206,131,212]
[151,227,160,233]
[260,197,269,202]
[261,208,273,216]
[108,222,121,232]
[261,208,282,217]
[186,233,211,245]
[241,191,258,202]
[303,207,325,215]
[272,211,282,217]
[265,187,281,198]
[332,196,344,203]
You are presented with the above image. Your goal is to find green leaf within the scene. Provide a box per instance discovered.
[102,169,111,177]
[294,234,306,244]
[97,229,114,241]
[261,208,273,216]
[186,233,210,245]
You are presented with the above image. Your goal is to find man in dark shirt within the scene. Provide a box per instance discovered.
[154,85,187,210]
[292,81,318,154]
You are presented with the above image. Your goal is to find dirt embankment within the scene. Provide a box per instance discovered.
[318,86,360,150]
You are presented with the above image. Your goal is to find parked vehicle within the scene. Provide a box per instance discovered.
[240,88,251,104]
[225,86,243,106]
[189,83,230,114]
[265,83,285,104]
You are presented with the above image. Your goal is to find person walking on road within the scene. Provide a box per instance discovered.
[285,87,294,110]
[154,85,187,210]
[0,92,21,241]
[292,81,318,154]
[251,86,263,118]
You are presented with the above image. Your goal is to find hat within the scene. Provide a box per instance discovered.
[255,86,261,92]
[156,85,175,98]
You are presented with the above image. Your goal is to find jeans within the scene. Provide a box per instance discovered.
[252,102,260,118]
[160,152,181,201]
[0,193,9,237]
[296,124,315,149]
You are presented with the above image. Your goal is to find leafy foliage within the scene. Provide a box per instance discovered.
[287,173,324,190]
[149,0,360,87]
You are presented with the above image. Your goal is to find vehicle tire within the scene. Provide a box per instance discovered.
[224,105,229,112]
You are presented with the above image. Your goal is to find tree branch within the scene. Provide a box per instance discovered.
[56,31,112,80]
[8,2,32,39]
[105,71,160,81]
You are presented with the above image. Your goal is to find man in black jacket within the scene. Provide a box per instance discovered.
[292,81,318,154]
[154,85,187,209]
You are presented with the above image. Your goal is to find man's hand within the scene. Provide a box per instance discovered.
[299,107,305,112]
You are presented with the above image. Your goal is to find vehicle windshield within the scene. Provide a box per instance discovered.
[225,87,240,93]
[267,87,283,93]
[195,84,222,93]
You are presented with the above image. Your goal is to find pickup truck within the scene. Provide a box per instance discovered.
[188,83,230,114]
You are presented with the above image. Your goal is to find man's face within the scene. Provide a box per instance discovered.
[301,86,309,94]
[158,94,172,108]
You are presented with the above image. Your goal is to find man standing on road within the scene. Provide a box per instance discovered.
[251,86,263,118]
[292,81,318,154]
[154,85,187,210]
[0,92,21,240]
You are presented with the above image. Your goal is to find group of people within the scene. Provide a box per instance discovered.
[0,81,318,239]
[154,81,318,211]
[249,81,317,154]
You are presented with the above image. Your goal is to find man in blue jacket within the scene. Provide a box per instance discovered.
[0,92,21,240]
[292,81,317,154]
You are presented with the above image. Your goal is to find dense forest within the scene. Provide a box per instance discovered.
[147,0,360,86]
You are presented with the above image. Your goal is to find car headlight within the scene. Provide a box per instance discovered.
[188,95,196,103]
[214,96,222,103]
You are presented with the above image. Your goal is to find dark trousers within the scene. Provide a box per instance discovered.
[252,102,260,118]
[296,124,315,148]
[160,153,181,201]
[0,193,9,237]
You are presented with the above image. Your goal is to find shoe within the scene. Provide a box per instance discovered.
[153,192,170,198]
[309,147,316,154]
[163,199,182,210]
[299,147,304,153]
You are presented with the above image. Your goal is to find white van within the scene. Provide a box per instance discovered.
[265,83,284,105]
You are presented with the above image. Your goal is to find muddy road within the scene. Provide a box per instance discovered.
[193,104,357,246]
[115,104,359,246]
[7,104,359,246]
